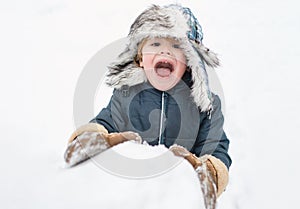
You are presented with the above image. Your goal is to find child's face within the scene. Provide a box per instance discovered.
[139,37,187,91]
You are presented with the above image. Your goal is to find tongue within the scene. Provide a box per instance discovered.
[156,68,171,77]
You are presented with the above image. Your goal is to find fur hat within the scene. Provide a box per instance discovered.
[106,4,219,112]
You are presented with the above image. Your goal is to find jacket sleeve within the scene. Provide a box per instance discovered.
[192,94,232,169]
[89,96,119,133]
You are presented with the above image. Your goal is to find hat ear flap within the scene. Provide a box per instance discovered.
[191,42,220,67]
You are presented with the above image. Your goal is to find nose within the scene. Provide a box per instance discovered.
[160,51,171,55]
[159,46,172,55]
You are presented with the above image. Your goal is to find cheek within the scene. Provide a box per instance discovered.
[175,62,187,78]
[176,52,187,66]
[141,54,155,69]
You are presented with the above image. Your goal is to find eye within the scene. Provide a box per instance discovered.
[151,42,160,47]
[172,44,181,49]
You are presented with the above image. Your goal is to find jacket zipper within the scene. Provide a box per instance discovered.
[158,92,165,144]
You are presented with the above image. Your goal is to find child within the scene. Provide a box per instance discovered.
[65,4,231,198]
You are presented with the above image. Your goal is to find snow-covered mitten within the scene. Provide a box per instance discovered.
[169,145,228,199]
[64,123,142,167]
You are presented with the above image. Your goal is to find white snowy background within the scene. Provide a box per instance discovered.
[1,0,300,208]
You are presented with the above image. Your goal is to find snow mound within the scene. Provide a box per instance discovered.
[112,141,169,159]
[58,141,205,209]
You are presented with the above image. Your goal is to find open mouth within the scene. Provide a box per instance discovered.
[154,61,174,77]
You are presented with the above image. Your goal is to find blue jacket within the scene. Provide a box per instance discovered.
[91,72,232,169]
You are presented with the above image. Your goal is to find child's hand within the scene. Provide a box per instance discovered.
[169,145,217,183]
[169,145,203,168]
[103,131,142,146]
[64,131,110,166]
[68,123,108,143]
[170,145,217,207]
[169,144,228,198]
[64,130,142,167]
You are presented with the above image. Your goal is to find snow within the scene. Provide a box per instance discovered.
[1,0,300,208]
[46,141,206,209]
